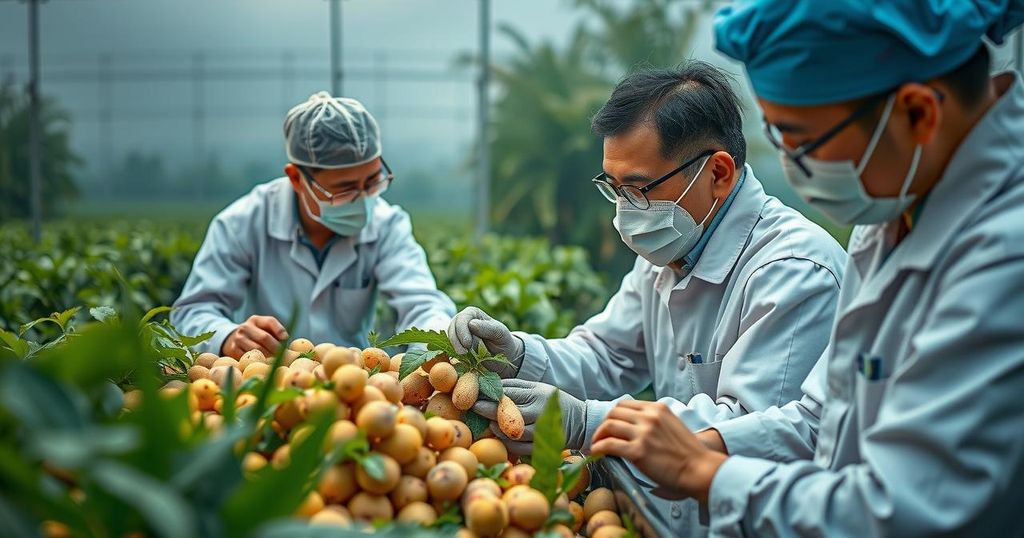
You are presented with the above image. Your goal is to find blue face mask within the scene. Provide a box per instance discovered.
[299,178,375,237]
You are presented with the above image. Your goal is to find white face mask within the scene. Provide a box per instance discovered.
[781,94,922,226]
[613,157,717,267]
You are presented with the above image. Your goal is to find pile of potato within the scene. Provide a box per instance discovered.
[132,339,631,537]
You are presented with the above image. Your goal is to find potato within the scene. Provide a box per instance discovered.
[351,386,387,415]
[452,371,480,411]
[274,398,304,430]
[428,362,458,392]
[312,364,327,381]
[123,389,143,411]
[289,338,315,354]
[425,416,456,451]
[592,525,628,538]
[355,453,401,494]
[563,455,591,499]
[331,364,368,402]
[502,463,536,488]
[290,357,318,373]
[583,487,617,521]
[426,392,461,421]
[402,446,437,479]
[347,492,393,522]
[310,506,351,527]
[356,400,398,439]
[397,406,428,438]
[451,420,473,449]
[400,369,434,405]
[465,477,503,499]
[271,444,290,470]
[439,446,479,480]
[497,396,525,440]
[390,475,428,510]
[362,347,390,370]
[282,349,301,366]
[301,389,339,419]
[465,496,509,538]
[322,346,361,377]
[195,352,218,369]
[242,452,267,476]
[209,365,243,391]
[501,527,531,538]
[422,353,447,373]
[375,423,423,464]
[396,501,437,525]
[426,460,469,501]
[188,365,210,382]
[586,510,622,536]
[507,487,549,531]
[285,369,315,390]
[368,372,404,404]
[190,378,220,412]
[568,501,584,532]
[549,524,576,538]
[296,491,325,518]
[235,393,257,410]
[389,353,404,373]
[313,342,336,362]
[272,366,292,388]
[212,356,239,369]
[470,439,508,468]
[324,420,359,452]
[243,362,270,380]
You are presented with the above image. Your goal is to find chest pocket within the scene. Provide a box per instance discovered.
[854,353,891,432]
[679,352,724,401]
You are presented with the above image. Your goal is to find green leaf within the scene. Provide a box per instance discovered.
[622,513,638,538]
[529,390,564,503]
[178,330,215,347]
[379,328,456,356]
[476,462,509,481]
[0,329,29,358]
[51,306,82,332]
[266,387,305,406]
[398,348,443,381]
[91,459,195,537]
[462,409,492,440]
[368,364,383,377]
[360,452,388,482]
[428,501,463,528]
[477,371,503,402]
[141,305,173,325]
[480,353,512,367]
[452,360,472,376]
[89,306,119,323]
[367,330,380,348]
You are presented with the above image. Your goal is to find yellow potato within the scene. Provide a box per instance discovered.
[506,487,549,531]
[310,506,351,527]
[426,392,461,421]
[439,446,480,480]
[290,357,318,374]
[451,420,474,449]
[362,347,390,370]
[322,346,361,377]
[592,525,629,538]
[242,362,270,380]
[351,385,387,415]
[189,378,220,412]
[428,362,458,392]
[242,452,267,476]
[425,416,456,451]
[470,439,508,468]
[401,446,437,479]
[586,510,622,537]
[313,342,336,362]
[368,372,404,404]
[285,369,315,390]
[390,475,428,510]
[397,406,428,438]
[400,369,434,405]
[195,352,218,369]
[212,356,239,369]
[188,365,210,382]
[502,463,536,488]
[426,460,469,501]
[375,423,423,464]
[123,389,143,411]
[347,492,393,522]
[301,389,339,419]
[452,371,479,410]
[355,400,398,440]
[274,398,304,430]
[465,496,509,538]
[497,396,525,440]
[563,455,591,500]
[209,365,243,391]
[355,453,401,494]
[396,501,437,525]
[331,364,368,402]
[271,444,290,469]
[324,420,359,452]
[289,338,315,354]
[568,501,584,532]
[389,353,404,373]
[583,487,618,521]
[296,491,325,518]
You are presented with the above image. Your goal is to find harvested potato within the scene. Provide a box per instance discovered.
[426,392,461,421]
[452,371,479,410]
[470,439,508,468]
[355,453,401,494]
[426,460,469,501]
[355,400,398,440]
[497,396,525,440]
[368,372,404,404]
[465,496,508,538]
[331,364,368,402]
[400,369,434,405]
[375,423,423,464]
[428,362,458,392]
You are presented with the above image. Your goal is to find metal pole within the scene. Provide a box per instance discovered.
[330,0,343,95]
[27,0,43,242]
[475,0,491,237]
[192,51,205,196]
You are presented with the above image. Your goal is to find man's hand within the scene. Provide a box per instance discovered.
[221,315,288,358]
[591,400,727,504]
[471,379,587,454]
[447,307,524,378]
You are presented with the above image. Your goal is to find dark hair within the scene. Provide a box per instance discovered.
[591,61,746,169]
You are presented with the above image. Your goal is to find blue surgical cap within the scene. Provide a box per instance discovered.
[284,92,382,169]
[714,0,1024,105]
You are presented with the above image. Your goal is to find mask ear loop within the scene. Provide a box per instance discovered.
[698,198,719,227]
[673,156,712,205]
[855,94,897,176]
[899,145,922,200]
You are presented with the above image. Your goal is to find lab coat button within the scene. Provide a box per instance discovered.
[671,503,682,518]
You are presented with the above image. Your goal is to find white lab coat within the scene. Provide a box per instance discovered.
[707,73,1024,537]
[514,166,848,535]
[171,177,455,354]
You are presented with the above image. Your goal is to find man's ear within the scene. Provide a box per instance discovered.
[284,163,300,185]
[898,83,942,146]
[709,151,737,200]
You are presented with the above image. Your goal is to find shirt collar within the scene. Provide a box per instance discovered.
[682,165,747,271]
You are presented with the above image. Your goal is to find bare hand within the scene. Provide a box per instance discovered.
[591,400,727,504]
[221,315,288,358]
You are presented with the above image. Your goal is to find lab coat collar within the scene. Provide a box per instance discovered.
[844,72,1024,309]
[266,176,382,245]
[685,164,767,285]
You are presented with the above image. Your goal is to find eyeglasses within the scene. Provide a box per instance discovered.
[591,149,716,209]
[299,158,394,206]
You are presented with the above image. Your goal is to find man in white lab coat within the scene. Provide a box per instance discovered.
[172,92,455,357]
[590,2,1024,536]
[448,62,848,534]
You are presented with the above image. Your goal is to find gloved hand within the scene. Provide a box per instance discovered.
[447,307,525,378]
[472,379,587,454]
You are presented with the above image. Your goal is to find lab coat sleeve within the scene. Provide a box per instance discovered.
[583,258,839,451]
[515,257,650,402]
[170,214,253,355]
[374,209,455,333]
[708,251,1024,537]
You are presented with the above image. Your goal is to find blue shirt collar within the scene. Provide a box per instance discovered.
[681,166,747,271]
